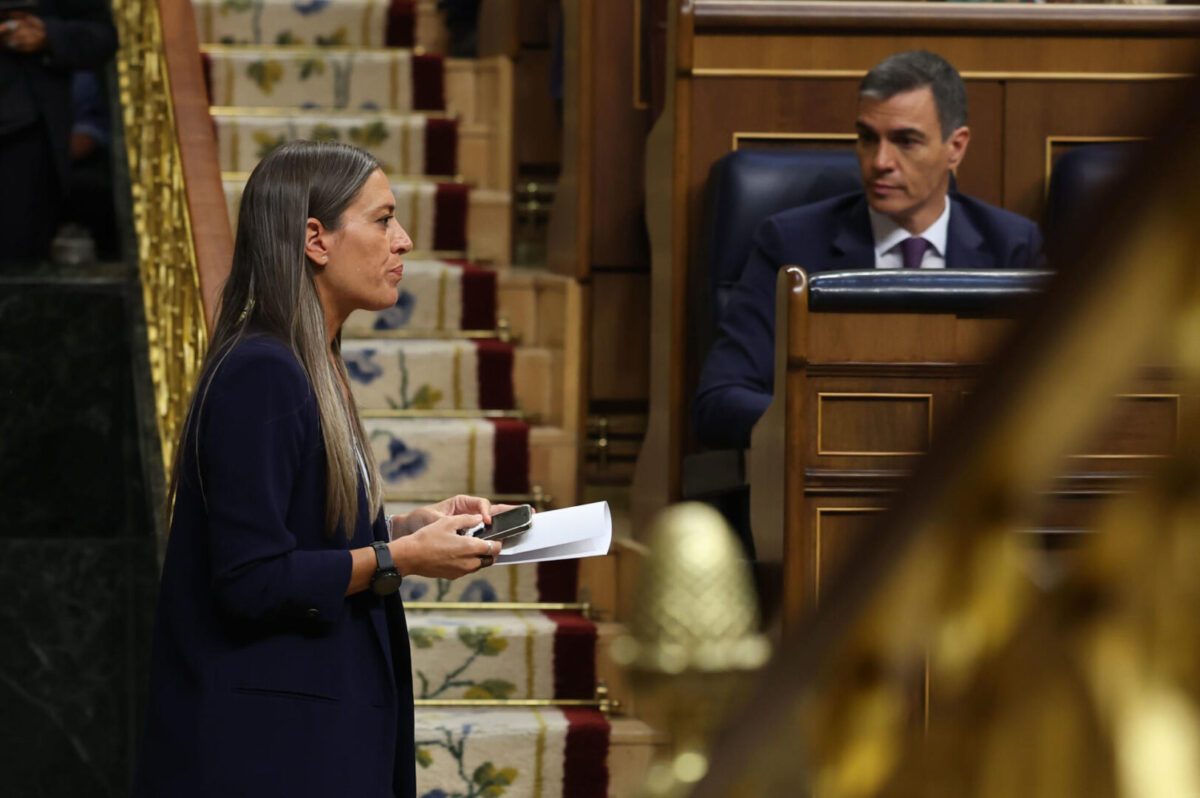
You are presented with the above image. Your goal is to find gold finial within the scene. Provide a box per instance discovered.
[615,503,770,798]
[616,502,769,675]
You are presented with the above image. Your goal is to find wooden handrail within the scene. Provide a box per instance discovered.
[158,0,232,323]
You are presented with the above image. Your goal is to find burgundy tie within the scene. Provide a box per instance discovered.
[900,236,930,269]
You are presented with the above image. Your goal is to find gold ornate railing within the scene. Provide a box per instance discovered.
[112,0,231,479]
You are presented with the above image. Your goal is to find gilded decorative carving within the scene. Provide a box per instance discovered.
[112,0,208,478]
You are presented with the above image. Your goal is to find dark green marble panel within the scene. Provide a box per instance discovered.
[0,278,148,538]
[0,538,157,797]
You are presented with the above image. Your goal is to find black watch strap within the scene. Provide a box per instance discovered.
[370,541,402,595]
[371,540,395,571]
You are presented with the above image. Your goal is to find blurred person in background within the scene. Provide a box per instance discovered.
[0,0,115,266]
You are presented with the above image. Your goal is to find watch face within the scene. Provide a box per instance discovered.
[371,570,403,596]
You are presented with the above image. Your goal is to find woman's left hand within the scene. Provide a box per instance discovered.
[389,494,519,538]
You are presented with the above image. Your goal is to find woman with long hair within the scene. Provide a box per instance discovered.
[133,141,501,797]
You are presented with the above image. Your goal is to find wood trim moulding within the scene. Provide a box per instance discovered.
[814,506,886,601]
[815,392,933,457]
[803,468,908,493]
[692,1,1200,35]
[732,131,856,150]
[1065,392,1181,461]
[208,107,456,120]
[802,469,1153,494]
[805,362,987,380]
[693,69,1193,82]
[221,170,467,185]
[199,44,417,55]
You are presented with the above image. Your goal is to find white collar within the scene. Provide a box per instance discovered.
[868,196,952,258]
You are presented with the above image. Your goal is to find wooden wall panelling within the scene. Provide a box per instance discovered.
[1002,80,1184,222]
[516,48,562,168]
[957,82,1003,208]
[545,0,591,278]
[477,0,520,58]
[631,0,693,529]
[752,280,1186,628]
[807,501,887,609]
[589,272,651,402]
[636,1,1200,538]
[519,0,554,47]
[590,0,652,268]
[688,77,856,264]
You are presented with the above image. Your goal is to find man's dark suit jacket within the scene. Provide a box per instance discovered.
[133,336,417,798]
[694,191,1044,450]
[0,0,116,185]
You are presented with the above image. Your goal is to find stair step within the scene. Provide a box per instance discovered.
[221,176,510,261]
[408,609,595,701]
[212,109,459,178]
[414,707,611,798]
[608,718,669,798]
[365,416,528,498]
[193,0,408,48]
[367,420,582,510]
[344,338,515,413]
[202,46,446,112]
[345,259,496,334]
[402,559,579,605]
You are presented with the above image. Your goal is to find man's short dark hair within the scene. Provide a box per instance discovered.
[859,51,968,140]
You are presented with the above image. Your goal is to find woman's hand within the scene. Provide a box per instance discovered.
[389,494,520,538]
[390,513,501,579]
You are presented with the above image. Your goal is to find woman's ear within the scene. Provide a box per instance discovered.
[304,218,331,265]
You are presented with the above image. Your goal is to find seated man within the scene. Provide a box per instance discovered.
[694,50,1044,450]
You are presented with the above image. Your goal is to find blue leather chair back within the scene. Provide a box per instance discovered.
[1045,142,1136,238]
[700,149,861,318]
[689,149,862,377]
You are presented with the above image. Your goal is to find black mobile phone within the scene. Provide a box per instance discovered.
[474,504,533,541]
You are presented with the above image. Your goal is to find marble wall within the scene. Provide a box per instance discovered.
[0,273,158,796]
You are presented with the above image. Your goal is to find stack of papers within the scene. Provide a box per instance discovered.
[495,501,612,565]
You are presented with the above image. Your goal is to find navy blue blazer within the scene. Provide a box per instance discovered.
[693,192,1044,449]
[133,336,416,798]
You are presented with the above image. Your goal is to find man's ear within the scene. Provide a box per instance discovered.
[946,125,970,171]
[304,218,331,265]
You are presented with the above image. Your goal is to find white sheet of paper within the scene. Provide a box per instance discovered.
[494,501,611,565]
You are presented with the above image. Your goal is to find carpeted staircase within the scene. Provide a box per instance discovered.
[187,1,657,794]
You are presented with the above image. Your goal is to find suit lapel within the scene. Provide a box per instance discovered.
[828,197,877,271]
[945,195,995,270]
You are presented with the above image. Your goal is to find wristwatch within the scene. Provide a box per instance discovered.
[369,541,403,595]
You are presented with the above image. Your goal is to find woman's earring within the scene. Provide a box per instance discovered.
[236,296,255,324]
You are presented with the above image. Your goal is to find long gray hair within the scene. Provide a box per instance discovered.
[174,140,385,538]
